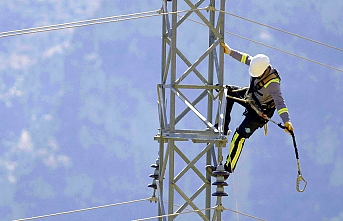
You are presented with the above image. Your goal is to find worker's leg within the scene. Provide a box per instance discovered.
[224,114,264,173]
[223,86,248,132]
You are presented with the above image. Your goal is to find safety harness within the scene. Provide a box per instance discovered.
[246,67,280,111]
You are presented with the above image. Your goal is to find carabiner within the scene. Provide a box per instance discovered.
[296,174,307,192]
[295,159,307,192]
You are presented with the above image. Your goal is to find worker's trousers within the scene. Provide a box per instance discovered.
[223,85,275,173]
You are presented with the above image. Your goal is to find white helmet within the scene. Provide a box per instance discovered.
[249,54,270,77]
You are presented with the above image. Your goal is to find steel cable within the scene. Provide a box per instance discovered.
[13,198,150,221]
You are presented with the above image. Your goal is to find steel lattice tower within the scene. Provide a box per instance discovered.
[150,0,229,220]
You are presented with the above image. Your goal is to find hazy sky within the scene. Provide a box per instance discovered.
[0,0,342,220]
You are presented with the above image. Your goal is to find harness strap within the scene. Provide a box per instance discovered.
[255,69,280,91]
[247,68,280,111]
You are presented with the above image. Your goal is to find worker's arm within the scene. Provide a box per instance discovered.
[220,43,251,66]
[266,81,294,133]
[266,81,290,123]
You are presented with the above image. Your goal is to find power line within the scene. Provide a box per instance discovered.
[0,8,207,38]
[180,14,343,73]
[13,198,150,221]
[216,9,343,53]
[4,6,341,221]
[1,5,341,69]
[0,10,160,38]
[225,30,343,72]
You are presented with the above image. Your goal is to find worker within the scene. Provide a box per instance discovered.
[206,43,294,179]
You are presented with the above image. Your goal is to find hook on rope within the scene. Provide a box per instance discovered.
[296,160,307,192]
[249,101,308,192]
[227,93,308,192]
[296,174,307,193]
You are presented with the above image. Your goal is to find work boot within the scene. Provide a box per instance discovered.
[206,165,230,180]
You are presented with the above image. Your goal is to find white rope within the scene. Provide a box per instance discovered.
[132,206,214,221]
[216,9,343,53]
[232,173,240,221]
[224,208,266,221]
[13,198,150,221]
[179,14,343,73]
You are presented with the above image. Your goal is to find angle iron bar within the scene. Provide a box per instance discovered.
[171,87,218,132]
[218,0,225,86]
[217,87,228,136]
[157,87,166,129]
[212,47,221,81]
[174,146,207,183]
[211,145,218,167]
[157,100,164,130]
[165,38,208,85]
[175,40,219,85]
[162,13,167,89]
[161,144,169,196]
[162,39,171,84]
[173,184,209,221]
[165,129,216,135]
[162,0,172,38]
[157,84,168,128]
[175,90,207,125]
[156,179,167,221]
[173,85,219,89]
[169,0,177,129]
[163,84,220,90]
[215,8,222,34]
[184,0,222,39]
[158,143,165,221]
[160,130,220,139]
[177,0,206,28]
[173,144,212,183]
[174,183,208,217]
[168,142,176,218]
[161,133,220,141]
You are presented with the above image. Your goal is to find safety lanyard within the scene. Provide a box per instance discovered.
[247,98,308,192]
[225,92,308,192]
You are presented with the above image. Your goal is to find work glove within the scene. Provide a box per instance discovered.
[284,121,294,135]
[220,42,231,54]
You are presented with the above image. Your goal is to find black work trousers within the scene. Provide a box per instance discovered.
[223,85,275,173]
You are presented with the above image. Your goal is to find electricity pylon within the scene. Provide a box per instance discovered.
[150,0,228,220]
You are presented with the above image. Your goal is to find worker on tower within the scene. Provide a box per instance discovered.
[207,43,294,179]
